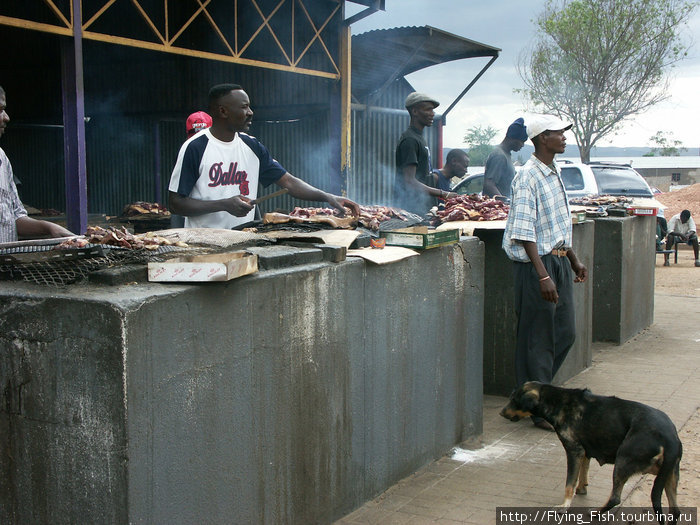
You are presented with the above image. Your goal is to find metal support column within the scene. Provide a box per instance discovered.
[339,25,352,197]
[61,0,88,234]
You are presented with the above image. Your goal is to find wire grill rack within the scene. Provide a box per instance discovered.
[0,245,177,286]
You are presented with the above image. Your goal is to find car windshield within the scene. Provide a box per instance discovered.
[589,166,652,196]
[453,174,483,195]
[560,167,585,191]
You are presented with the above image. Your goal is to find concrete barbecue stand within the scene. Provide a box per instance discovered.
[0,238,484,525]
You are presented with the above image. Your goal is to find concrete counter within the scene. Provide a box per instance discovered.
[591,214,656,344]
[475,221,594,396]
[0,238,484,525]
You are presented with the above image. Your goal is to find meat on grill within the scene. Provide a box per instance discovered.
[122,201,171,217]
[55,226,187,250]
[436,195,509,222]
[288,205,418,231]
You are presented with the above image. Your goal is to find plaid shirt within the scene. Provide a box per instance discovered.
[0,147,27,243]
[502,155,571,262]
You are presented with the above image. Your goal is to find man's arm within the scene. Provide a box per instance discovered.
[566,249,588,283]
[522,241,559,303]
[16,216,74,239]
[400,165,456,200]
[275,173,360,216]
[169,191,254,218]
[483,152,507,197]
[482,177,501,198]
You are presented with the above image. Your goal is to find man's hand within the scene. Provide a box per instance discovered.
[327,196,360,217]
[572,261,588,283]
[220,195,254,217]
[539,276,559,304]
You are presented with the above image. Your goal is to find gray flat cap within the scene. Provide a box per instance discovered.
[405,92,440,109]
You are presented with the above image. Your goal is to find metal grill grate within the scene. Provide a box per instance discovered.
[0,246,177,286]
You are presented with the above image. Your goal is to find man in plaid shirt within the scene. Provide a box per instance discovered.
[0,86,73,243]
[502,115,588,431]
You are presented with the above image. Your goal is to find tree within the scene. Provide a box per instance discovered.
[462,125,497,166]
[644,130,688,156]
[517,0,697,162]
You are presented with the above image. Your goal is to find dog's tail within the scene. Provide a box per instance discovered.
[651,438,682,524]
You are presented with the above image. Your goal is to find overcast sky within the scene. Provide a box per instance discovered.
[347,0,700,152]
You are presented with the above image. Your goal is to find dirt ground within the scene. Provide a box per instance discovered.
[654,246,700,297]
[624,249,700,509]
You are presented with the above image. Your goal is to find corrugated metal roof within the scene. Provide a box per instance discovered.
[351,25,500,104]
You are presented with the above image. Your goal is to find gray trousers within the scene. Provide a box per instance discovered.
[513,254,576,388]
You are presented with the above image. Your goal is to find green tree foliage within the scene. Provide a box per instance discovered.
[463,125,497,166]
[518,0,696,162]
[643,130,688,156]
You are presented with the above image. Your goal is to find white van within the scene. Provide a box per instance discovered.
[453,161,654,199]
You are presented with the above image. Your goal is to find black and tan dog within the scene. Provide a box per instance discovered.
[500,382,682,521]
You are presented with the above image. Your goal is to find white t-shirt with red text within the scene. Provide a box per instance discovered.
[169,129,286,229]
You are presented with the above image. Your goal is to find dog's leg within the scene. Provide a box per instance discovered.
[598,460,637,513]
[657,459,681,524]
[559,449,584,508]
[576,456,589,495]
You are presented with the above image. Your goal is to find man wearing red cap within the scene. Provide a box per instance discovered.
[186,111,212,139]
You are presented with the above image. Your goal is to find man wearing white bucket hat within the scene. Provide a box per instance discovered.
[502,115,588,431]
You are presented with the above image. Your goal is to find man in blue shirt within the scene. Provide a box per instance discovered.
[432,149,469,201]
[483,118,527,199]
[502,115,588,431]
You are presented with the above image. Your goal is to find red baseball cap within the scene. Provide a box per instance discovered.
[186,111,212,137]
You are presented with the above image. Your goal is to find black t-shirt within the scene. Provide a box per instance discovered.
[484,146,515,198]
[394,126,436,214]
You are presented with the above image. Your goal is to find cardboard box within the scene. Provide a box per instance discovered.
[380,226,459,250]
[148,251,258,282]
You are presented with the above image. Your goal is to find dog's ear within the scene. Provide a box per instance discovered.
[517,384,541,412]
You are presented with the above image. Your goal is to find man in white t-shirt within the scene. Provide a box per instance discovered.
[664,209,699,267]
[169,84,359,229]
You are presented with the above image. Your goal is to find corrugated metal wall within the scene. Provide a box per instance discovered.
[349,107,440,206]
[2,3,342,218]
[2,126,65,212]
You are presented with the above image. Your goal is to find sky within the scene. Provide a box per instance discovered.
[346,0,700,153]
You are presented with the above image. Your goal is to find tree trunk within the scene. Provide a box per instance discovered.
[579,144,591,163]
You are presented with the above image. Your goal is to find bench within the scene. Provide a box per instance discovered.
[656,249,675,264]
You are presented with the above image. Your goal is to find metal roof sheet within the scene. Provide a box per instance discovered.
[351,25,500,103]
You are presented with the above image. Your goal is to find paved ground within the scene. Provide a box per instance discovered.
[335,252,700,524]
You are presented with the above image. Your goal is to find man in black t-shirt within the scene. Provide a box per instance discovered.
[394,92,456,215]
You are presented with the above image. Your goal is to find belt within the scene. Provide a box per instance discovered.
[550,248,568,257]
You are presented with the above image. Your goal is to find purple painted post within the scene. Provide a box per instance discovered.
[61,0,88,234]
[154,122,162,204]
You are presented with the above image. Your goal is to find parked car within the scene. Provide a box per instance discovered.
[562,161,654,199]
[451,161,654,199]
[451,172,484,195]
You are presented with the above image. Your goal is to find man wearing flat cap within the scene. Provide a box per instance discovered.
[483,117,528,199]
[394,92,456,215]
[502,114,588,431]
